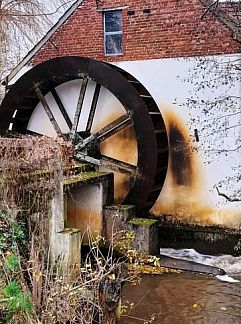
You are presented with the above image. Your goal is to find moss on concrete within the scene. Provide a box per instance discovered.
[129,218,158,226]
[64,171,109,186]
[60,227,80,234]
[106,204,135,210]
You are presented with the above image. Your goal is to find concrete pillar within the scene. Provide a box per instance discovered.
[127,218,159,255]
[103,207,159,256]
[52,228,81,272]
[103,205,136,244]
[49,171,81,271]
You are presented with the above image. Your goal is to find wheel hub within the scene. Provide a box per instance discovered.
[75,131,101,160]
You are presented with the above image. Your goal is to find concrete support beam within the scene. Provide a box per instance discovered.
[50,171,114,271]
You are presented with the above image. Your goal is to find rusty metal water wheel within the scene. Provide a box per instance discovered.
[0,56,168,213]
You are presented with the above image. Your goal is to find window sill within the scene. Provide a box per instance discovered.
[104,53,124,57]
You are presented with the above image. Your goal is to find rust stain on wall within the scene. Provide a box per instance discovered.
[149,109,241,228]
[88,107,241,228]
[96,113,137,202]
[67,204,101,244]
[151,110,214,226]
[169,122,194,187]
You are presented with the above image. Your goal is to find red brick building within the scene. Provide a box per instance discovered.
[6,0,240,79]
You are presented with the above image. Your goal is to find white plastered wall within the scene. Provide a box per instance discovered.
[9,54,241,228]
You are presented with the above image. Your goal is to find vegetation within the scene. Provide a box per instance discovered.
[0,134,175,322]
[186,0,241,201]
[198,0,241,44]
[0,136,135,323]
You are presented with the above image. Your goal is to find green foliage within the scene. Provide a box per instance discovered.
[13,223,27,244]
[2,281,33,320]
[114,230,135,254]
[0,212,8,251]
[5,254,19,272]
[7,292,32,316]
[0,234,8,250]
[3,280,33,321]
[3,281,21,298]
[129,218,158,226]
[148,255,160,267]
[0,210,27,254]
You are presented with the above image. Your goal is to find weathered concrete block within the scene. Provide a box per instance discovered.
[53,228,81,271]
[49,176,81,274]
[103,205,136,243]
[64,172,114,244]
[127,218,159,255]
[49,170,114,273]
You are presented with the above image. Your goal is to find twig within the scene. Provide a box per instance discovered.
[129,290,150,311]
[201,0,219,19]
[121,314,147,321]
[216,187,241,202]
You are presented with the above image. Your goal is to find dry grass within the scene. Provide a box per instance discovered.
[0,135,127,323]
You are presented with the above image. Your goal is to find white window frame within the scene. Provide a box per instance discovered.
[218,0,240,2]
[104,10,123,56]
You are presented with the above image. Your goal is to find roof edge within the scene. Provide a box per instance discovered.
[7,0,84,83]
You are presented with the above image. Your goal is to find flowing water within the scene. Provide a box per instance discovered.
[120,249,241,324]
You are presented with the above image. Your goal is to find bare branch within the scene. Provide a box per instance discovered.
[198,0,241,43]
[216,186,241,202]
[0,0,76,82]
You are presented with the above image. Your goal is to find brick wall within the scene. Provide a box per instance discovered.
[31,0,240,65]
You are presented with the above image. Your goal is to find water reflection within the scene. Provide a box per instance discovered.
[121,273,241,324]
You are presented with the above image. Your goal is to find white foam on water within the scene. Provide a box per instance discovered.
[216,274,240,283]
[160,248,241,282]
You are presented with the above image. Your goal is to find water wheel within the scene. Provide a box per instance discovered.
[0,56,168,213]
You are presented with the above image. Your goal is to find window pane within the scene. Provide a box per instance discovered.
[105,11,122,32]
[105,34,122,55]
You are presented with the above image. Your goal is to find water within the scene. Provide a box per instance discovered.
[160,248,241,282]
[160,248,241,276]
[120,249,241,323]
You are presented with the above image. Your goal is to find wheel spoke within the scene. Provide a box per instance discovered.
[86,83,101,132]
[97,114,132,143]
[75,113,132,151]
[51,88,72,130]
[76,152,101,166]
[100,155,136,175]
[34,85,62,137]
[25,129,42,136]
[76,151,136,175]
[70,76,88,139]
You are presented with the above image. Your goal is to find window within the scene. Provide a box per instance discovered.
[104,10,123,56]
